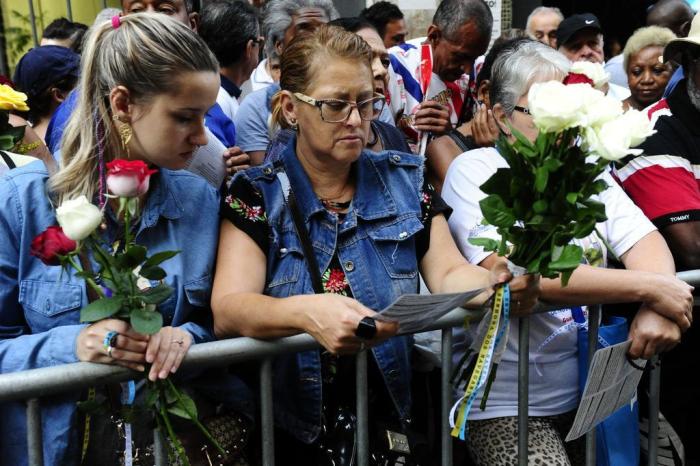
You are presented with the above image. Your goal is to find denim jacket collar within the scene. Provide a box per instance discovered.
[139,170,184,230]
[280,135,397,224]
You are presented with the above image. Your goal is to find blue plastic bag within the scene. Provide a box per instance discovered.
[573,310,640,466]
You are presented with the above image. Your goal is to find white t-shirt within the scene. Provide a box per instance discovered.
[441,147,656,419]
[387,38,470,145]
[216,87,240,121]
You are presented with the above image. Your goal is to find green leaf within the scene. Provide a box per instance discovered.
[543,157,564,172]
[80,297,124,322]
[117,245,147,269]
[566,192,578,204]
[549,244,583,271]
[479,195,515,228]
[140,284,174,305]
[480,168,512,198]
[139,265,166,280]
[143,250,180,268]
[573,217,597,239]
[130,307,163,335]
[167,392,198,420]
[533,200,548,214]
[510,125,537,157]
[468,237,500,251]
[591,178,609,194]
[534,166,549,193]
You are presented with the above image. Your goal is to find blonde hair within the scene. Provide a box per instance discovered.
[270,24,372,131]
[49,13,218,205]
[623,26,677,71]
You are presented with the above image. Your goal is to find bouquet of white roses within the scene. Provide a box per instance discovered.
[30,160,224,465]
[470,62,655,285]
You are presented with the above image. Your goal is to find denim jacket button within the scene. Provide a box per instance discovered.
[344,260,355,272]
[398,231,408,239]
[391,154,401,163]
[280,247,288,254]
[262,167,273,175]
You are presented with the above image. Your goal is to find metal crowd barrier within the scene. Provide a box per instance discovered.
[1,269,699,465]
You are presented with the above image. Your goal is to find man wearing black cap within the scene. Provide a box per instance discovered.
[557,13,630,101]
[557,13,605,64]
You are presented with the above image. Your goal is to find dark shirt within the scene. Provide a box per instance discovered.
[220,74,242,99]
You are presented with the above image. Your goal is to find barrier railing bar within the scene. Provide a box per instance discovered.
[517,317,530,466]
[441,328,454,466]
[585,305,601,466]
[27,0,39,47]
[356,349,369,466]
[648,355,661,466]
[260,358,275,466]
[0,309,490,404]
[66,0,73,21]
[153,428,168,466]
[26,398,44,466]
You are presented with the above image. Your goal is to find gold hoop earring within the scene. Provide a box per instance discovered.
[289,118,298,131]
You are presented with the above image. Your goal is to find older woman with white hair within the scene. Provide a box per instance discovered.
[622,25,677,110]
[442,40,693,465]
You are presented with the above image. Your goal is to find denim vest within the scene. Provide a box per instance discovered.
[238,137,425,442]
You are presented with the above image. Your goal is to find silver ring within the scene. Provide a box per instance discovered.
[172,339,184,346]
[107,346,114,358]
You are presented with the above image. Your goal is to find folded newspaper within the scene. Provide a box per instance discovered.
[374,288,486,334]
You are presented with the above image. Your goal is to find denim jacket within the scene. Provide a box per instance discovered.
[238,137,425,443]
[0,162,221,465]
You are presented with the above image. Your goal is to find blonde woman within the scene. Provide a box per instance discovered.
[0,13,224,465]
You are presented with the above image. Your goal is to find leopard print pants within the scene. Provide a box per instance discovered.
[465,411,586,466]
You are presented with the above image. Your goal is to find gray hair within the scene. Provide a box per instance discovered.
[432,0,493,41]
[490,40,570,115]
[623,25,677,71]
[262,0,339,50]
[525,6,564,34]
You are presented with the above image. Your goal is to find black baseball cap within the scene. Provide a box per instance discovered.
[556,13,602,47]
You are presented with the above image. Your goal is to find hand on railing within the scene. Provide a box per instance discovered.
[628,306,682,359]
[639,272,694,332]
[296,294,398,355]
[488,259,540,317]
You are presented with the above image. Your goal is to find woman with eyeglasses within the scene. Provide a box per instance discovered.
[441,39,692,466]
[210,25,538,462]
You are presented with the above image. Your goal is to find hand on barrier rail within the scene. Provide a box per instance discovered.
[296,294,398,355]
[640,272,694,332]
[488,259,540,317]
[76,319,192,380]
[628,306,682,359]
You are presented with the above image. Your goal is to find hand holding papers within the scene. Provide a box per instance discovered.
[374,288,486,334]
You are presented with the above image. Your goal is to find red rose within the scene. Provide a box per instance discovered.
[106,159,158,197]
[563,73,594,86]
[30,226,77,265]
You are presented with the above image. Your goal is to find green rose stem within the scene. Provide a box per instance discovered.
[164,378,227,457]
[157,382,191,466]
[65,255,106,299]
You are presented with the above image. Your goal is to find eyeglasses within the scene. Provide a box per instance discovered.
[293,92,386,123]
[250,36,265,47]
[513,105,532,116]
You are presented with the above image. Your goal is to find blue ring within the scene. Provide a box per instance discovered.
[103,330,119,351]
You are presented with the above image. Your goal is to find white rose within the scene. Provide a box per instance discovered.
[528,81,587,133]
[56,195,103,240]
[570,61,610,89]
[619,108,656,147]
[580,87,623,128]
[584,119,641,161]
